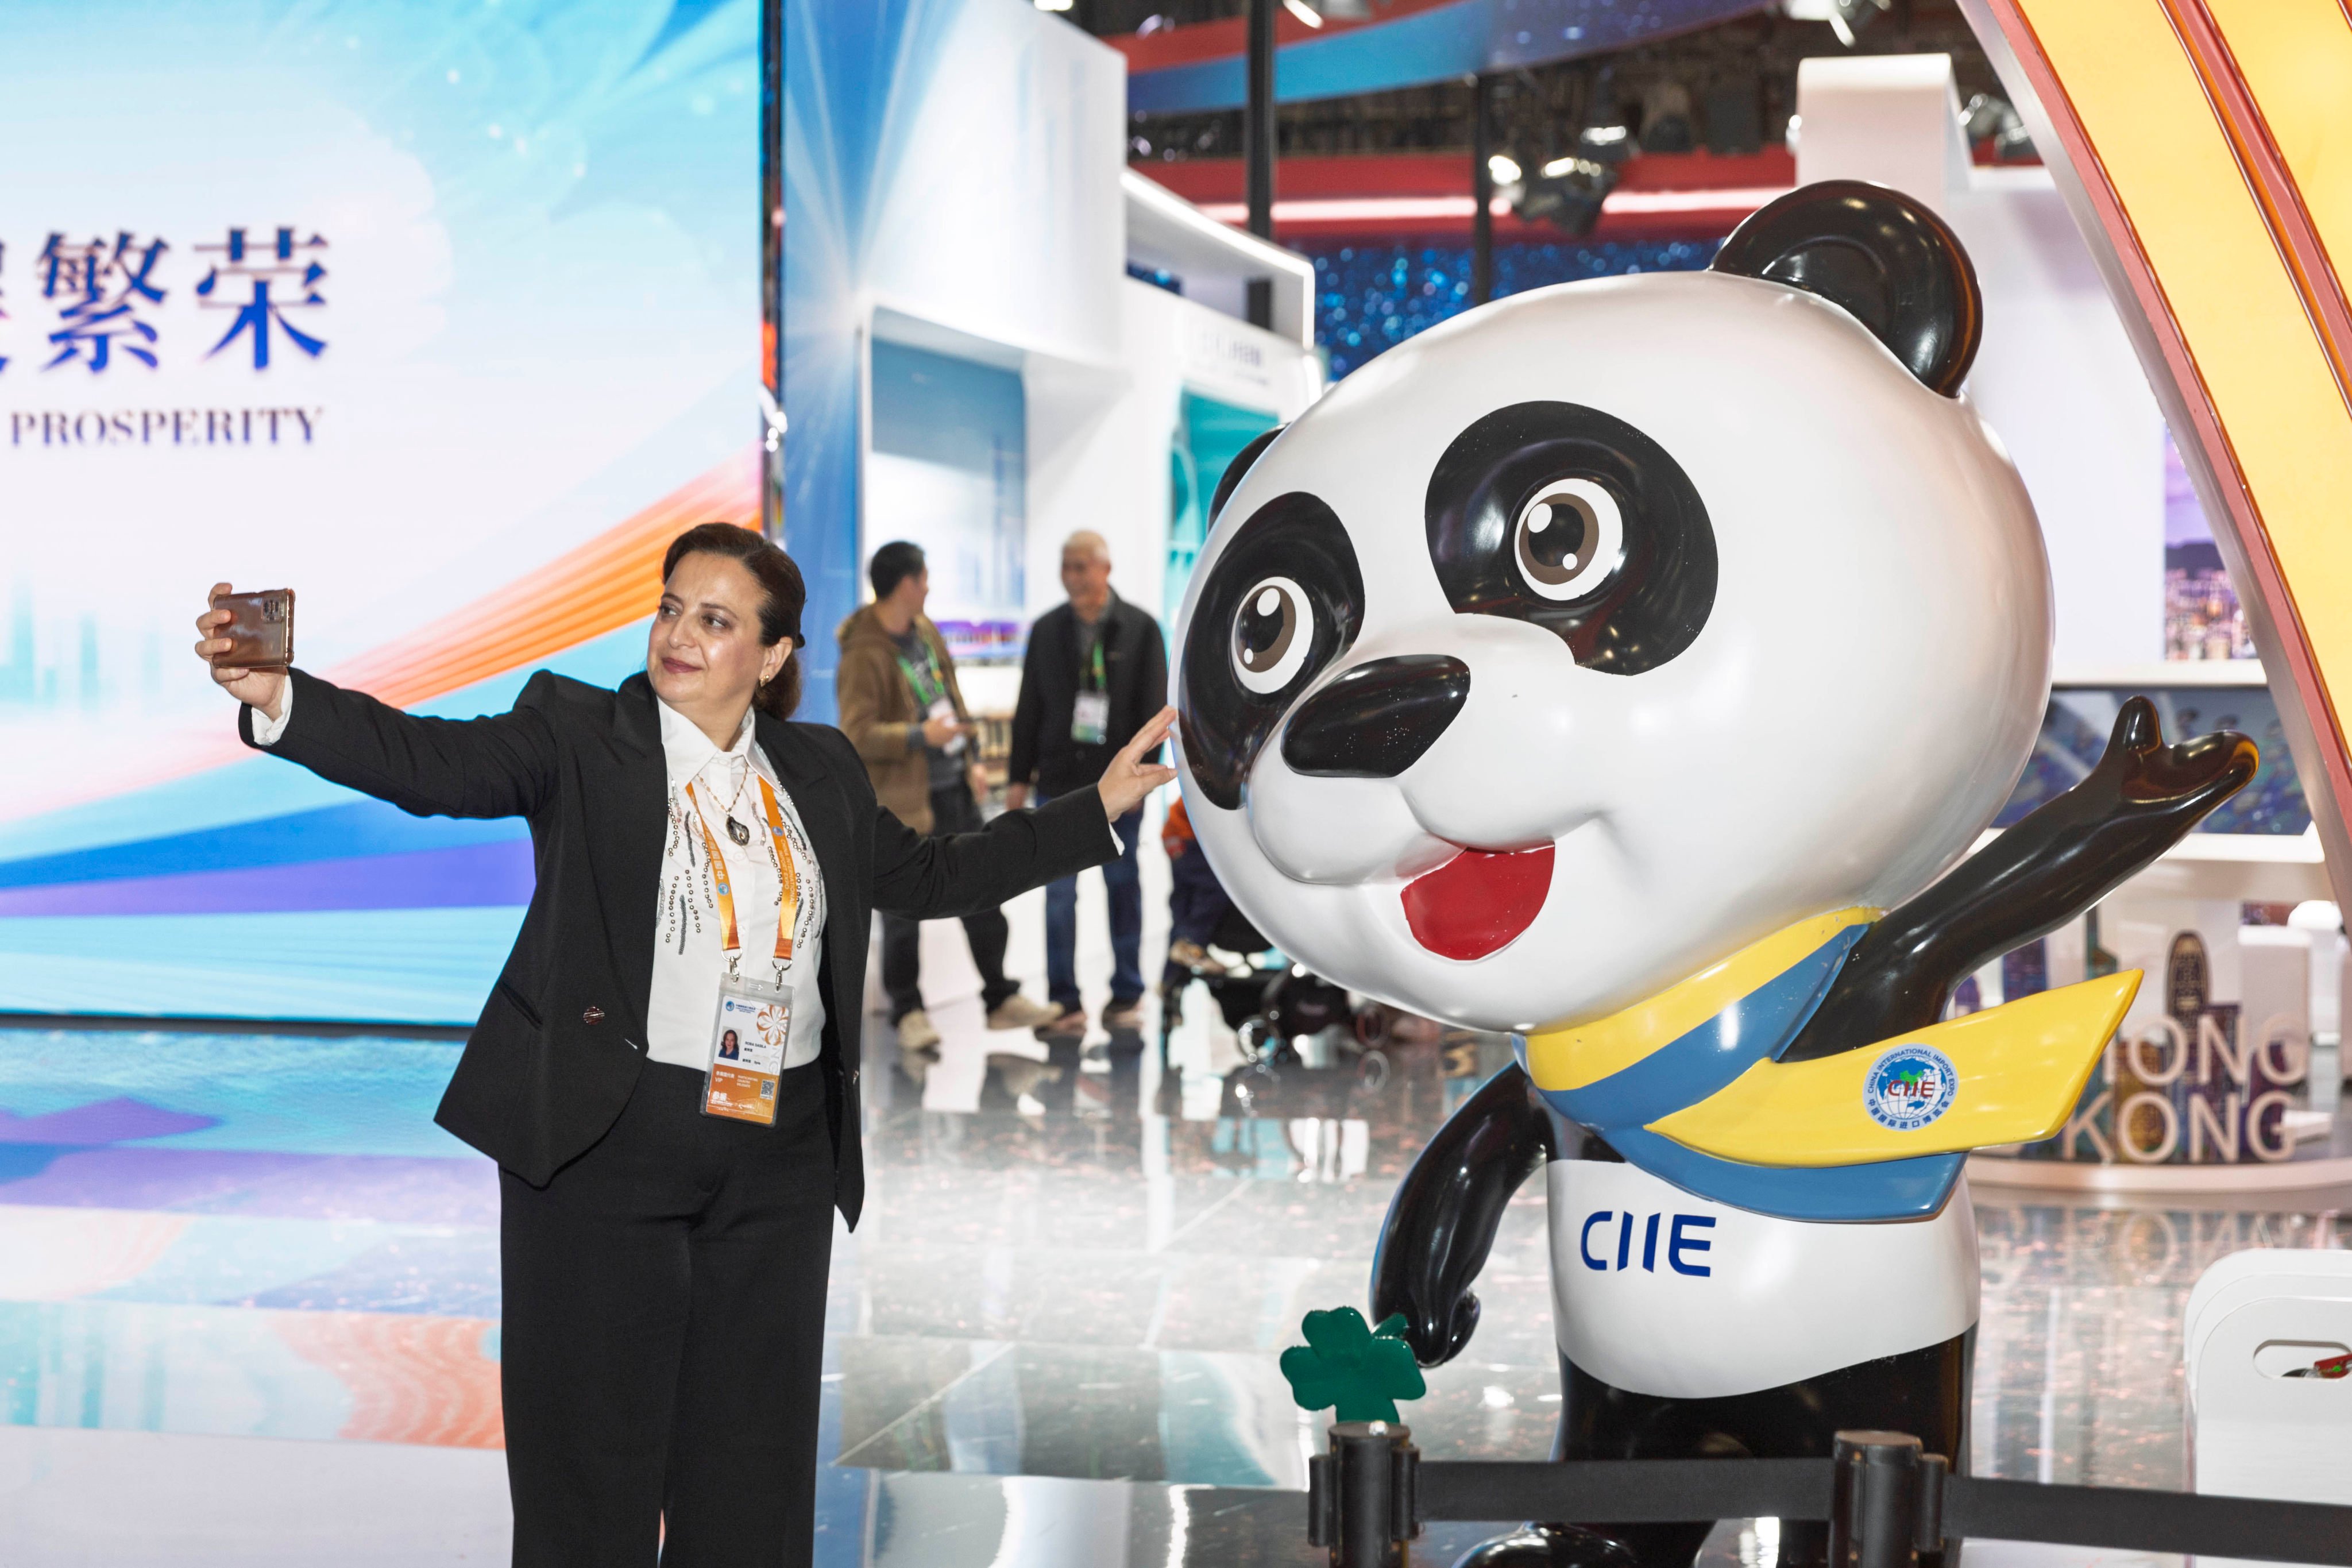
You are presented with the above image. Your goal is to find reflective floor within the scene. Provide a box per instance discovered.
[0,866,2346,1563]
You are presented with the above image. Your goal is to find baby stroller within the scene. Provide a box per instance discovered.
[1156,901,1419,1115]
[1155,800,1425,1113]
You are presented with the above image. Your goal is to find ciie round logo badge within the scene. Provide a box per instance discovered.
[1864,1044,1959,1131]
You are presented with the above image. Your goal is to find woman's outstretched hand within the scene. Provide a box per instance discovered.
[1096,705,1180,821]
[193,582,288,721]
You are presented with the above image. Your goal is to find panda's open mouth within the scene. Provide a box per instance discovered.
[1400,841,1555,960]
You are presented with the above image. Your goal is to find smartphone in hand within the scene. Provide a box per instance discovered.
[208,588,296,669]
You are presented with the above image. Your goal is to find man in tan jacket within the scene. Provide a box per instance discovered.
[837,541,1056,1049]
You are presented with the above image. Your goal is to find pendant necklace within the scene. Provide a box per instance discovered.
[706,758,755,845]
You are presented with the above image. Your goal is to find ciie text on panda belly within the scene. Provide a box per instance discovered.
[1577,1209,1717,1276]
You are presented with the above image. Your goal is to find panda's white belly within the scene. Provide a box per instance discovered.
[1544,1159,1979,1400]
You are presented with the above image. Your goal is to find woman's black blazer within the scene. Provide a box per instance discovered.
[240,667,1116,1222]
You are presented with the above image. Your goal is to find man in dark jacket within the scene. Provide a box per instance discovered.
[1006,531,1168,1036]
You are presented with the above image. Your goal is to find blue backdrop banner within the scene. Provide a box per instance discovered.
[0,1,759,1022]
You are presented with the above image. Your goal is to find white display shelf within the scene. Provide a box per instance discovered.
[2132,829,2330,902]
[1968,1151,2352,1195]
[2053,661,2269,689]
[1965,823,2329,901]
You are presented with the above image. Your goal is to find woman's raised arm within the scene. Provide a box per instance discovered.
[196,584,560,821]
[868,707,1177,919]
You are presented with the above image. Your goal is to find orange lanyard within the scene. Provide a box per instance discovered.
[688,774,798,966]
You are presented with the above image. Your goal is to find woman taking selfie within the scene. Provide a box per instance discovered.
[194,523,1176,1566]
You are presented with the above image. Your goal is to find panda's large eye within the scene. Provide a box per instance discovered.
[1178,491,1365,810]
[1426,400,1715,677]
[1514,480,1623,602]
[1231,576,1315,693]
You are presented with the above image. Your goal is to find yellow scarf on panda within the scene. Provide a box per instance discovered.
[1519,907,2138,1167]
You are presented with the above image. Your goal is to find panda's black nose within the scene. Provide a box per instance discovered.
[1281,655,1470,778]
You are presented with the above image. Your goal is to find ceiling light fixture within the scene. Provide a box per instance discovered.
[1513,157,1617,237]
[1508,118,1632,237]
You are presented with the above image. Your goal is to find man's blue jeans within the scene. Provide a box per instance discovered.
[1042,795,1145,1010]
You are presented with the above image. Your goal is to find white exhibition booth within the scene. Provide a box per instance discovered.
[836,0,1320,721]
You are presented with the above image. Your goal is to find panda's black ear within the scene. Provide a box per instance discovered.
[1210,423,1288,524]
[1710,180,1981,396]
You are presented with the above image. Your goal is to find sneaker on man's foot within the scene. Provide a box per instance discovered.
[1036,1005,1088,1039]
[895,1009,942,1051]
[1101,998,1146,1033]
[1167,939,1229,978]
[984,994,1059,1032]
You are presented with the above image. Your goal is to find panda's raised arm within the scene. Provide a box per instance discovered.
[1371,1061,1555,1368]
[1781,697,2256,1062]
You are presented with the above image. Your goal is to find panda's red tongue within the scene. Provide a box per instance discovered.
[1400,843,1555,961]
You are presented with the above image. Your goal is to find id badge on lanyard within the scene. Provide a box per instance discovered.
[707,976,791,1121]
[901,648,967,756]
[691,775,801,1125]
[1071,638,1109,744]
[1071,691,1110,746]
[926,695,967,756]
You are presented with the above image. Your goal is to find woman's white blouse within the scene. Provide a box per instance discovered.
[644,700,827,1071]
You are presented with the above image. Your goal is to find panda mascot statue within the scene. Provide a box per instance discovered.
[1168,183,2255,1568]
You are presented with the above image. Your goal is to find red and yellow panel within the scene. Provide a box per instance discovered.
[1968,0,2352,899]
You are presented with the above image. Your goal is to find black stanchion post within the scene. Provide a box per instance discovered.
[1830,1432,1929,1568]
[1243,0,1276,329]
[1309,1422,1416,1567]
[1469,72,1494,307]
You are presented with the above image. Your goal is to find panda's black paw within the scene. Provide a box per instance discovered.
[1382,1285,1481,1366]
[1450,1521,1640,1568]
[2100,695,2257,818]
[1437,1288,1483,1364]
